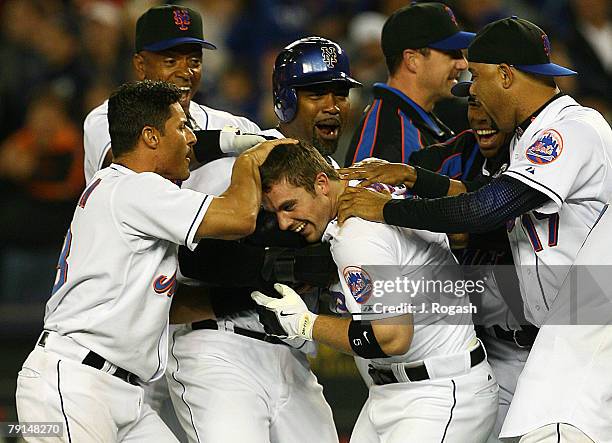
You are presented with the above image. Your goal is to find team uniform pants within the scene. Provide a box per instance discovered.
[517,423,595,442]
[16,344,177,442]
[166,325,338,443]
[350,360,498,443]
[481,332,530,443]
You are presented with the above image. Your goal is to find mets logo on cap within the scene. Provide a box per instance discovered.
[541,33,551,56]
[444,5,458,26]
[173,9,191,31]
[526,129,563,164]
[343,266,373,304]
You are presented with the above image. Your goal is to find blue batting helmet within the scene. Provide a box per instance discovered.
[273,36,362,123]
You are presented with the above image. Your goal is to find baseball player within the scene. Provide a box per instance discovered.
[252,142,499,442]
[345,2,474,166]
[346,95,535,442]
[82,5,266,436]
[166,37,361,443]
[83,5,263,186]
[15,80,291,442]
[336,17,612,442]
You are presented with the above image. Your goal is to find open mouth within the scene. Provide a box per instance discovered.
[177,86,191,102]
[474,128,500,149]
[292,221,307,234]
[315,120,341,140]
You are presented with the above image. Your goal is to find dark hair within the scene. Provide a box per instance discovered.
[385,48,430,75]
[108,80,181,158]
[260,141,339,195]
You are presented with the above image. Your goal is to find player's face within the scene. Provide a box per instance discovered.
[155,102,196,180]
[284,84,350,157]
[468,62,514,133]
[135,44,203,112]
[418,49,468,101]
[468,97,510,158]
[263,176,333,243]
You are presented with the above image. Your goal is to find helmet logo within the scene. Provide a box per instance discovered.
[321,46,338,68]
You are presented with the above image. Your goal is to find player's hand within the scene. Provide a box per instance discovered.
[338,161,417,188]
[337,186,392,225]
[241,138,298,166]
[251,283,318,340]
[219,126,268,155]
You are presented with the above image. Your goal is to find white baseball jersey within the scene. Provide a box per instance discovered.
[501,202,612,441]
[503,95,612,326]
[83,100,261,186]
[323,200,497,443]
[323,197,476,365]
[44,164,211,381]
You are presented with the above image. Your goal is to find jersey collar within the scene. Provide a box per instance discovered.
[322,218,339,243]
[109,163,137,174]
[373,83,445,137]
[515,92,566,139]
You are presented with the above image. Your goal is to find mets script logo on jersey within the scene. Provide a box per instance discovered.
[321,47,337,68]
[153,272,177,297]
[526,129,563,164]
[173,9,191,31]
[343,266,372,304]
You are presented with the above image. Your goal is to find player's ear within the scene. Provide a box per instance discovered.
[498,64,514,90]
[133,53,146,81]
[402,49,419,74]
[142,126,159,149]
[315,172,330,195]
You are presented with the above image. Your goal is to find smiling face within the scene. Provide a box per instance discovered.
[468,62,517,133]
[468,96,510,158]
[280,83,350,157]
[263,174,335,243]
[417,48,468,102]
[154,102,196,180]
[134,43,203,111]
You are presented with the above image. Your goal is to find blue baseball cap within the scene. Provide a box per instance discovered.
[467,17,576,77]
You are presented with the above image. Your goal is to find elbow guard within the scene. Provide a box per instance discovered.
[348,320,389,359]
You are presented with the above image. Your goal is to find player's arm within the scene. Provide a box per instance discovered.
[337,175,549,231]
[313,313,413,356]
[195,138,297,240]
[251,284,413,357]
[189,127,270,169]
[338,160,467,197]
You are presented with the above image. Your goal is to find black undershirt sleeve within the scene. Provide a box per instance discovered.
[191,130,225,164]
[383,175,549,233]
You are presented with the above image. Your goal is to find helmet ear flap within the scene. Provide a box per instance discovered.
[274,86,298,123]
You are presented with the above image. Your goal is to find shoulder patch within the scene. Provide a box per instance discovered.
[526,129,563,165]
[343,266,373,304]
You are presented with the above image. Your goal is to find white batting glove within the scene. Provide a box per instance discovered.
[219,126,267,155]
[251,283,318,340]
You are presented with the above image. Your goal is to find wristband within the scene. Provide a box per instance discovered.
[411,166,451,198]
[348,319,388,359]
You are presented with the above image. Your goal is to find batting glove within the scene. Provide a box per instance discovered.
[219,126,268,155]
[251,283,318,340]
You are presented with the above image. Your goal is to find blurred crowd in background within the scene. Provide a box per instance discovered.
[0,0,610,301]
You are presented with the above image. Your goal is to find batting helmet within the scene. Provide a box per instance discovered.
[273,36,362,123]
